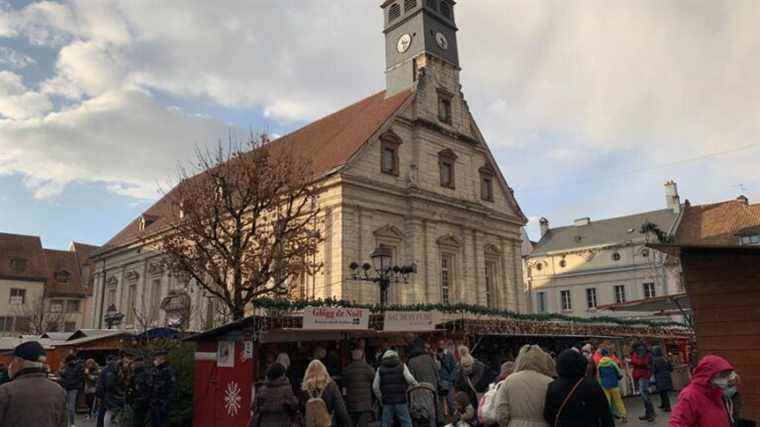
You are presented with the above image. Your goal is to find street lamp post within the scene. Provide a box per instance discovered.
[349,246,416,307]
[104,304,124,330]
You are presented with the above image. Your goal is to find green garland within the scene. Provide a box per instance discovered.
[251,297,688,329]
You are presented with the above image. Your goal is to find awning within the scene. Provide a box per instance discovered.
[597,293,690,314]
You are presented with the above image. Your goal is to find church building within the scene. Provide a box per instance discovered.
[90,0,528,331]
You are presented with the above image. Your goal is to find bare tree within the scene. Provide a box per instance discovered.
[12,295,74,335]
[160,137,323,321]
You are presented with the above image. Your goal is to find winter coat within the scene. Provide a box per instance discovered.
[128,363,152,409]
[84,366,100,394]
[456,358,486,410]
[438,350,458,387]
[407,344,439,388]
[543,350,614,427]
[495,346,552,427]
[597,357,623,390]
[378,354,409,405]
[99,363,127,410]
[342,360,375,413]
[669,355,733,427]
[314,381,350,427]
[250,376,301,427]
[0,367,67,427]
[652,347,674,392]
[59,359,85,391]
[151,361,177,412]
[630,351,653,382]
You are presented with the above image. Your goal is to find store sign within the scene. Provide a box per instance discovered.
[303,307,369,330]
[383,311,441,332]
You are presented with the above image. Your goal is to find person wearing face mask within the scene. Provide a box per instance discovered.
[669,355,735,427]
[0,341,66,427]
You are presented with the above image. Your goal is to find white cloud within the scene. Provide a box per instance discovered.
[0,47,36,69]
[0,89,229,199]
[0,0,759,208]
[0,71,52,120]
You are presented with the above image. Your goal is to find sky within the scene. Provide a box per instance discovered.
[1,0,760,249]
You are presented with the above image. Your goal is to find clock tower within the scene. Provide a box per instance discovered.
[382,0,460,98]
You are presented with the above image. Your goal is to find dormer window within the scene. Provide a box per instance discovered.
[55,271,70,283]
[138,214,157,231]
[479,164,496,202]
[380,131,401,176]
[438,149,457,189]
[9,257,27,273]
[740,234,760,246]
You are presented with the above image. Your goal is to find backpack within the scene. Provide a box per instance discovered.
[305,389,332,427]
[477,380,503,426]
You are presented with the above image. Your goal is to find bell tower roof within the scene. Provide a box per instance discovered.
[381,0,460,97]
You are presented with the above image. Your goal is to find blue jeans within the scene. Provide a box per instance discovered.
[638,378,655,416]
[382,403,413,427]
[65,389,78,426]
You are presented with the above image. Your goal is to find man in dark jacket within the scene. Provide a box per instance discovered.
[128,356,153,427]
[436,339,458,416]
[373,349,418,427]
[150,349,176,427]
[96,355,119,427]
[101,353,131,427]
[407,338,440,425]
[631,342,656,421]
[0,341,66,427]
[342,348,375,427]
[544,349,614,427]
[59,353,85,427]
[651,346,673,412]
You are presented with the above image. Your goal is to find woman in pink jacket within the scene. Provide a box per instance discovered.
[669,355,735,427]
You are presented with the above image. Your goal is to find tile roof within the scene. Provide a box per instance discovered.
[674,197,760,246]
[532,208,679,255]
[44,249,87,298]
[101,89,413,250]
[0,232,47,281]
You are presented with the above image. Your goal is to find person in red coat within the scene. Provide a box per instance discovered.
[669,355,735,427]
[631,342,655,422]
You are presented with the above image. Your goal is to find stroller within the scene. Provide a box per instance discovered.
[408,383,439,427]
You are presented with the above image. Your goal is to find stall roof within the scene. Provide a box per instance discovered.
[0,337,58,351]
[597,293,691,313]
[68,329,137,341]
[40,332,77,341]
[56,330,135,347]
[184,317,255,342]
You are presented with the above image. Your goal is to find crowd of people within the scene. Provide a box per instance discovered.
[249,338,749,427]
[0,340,176,427]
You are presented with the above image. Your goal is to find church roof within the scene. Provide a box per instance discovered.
[100,89,413,250]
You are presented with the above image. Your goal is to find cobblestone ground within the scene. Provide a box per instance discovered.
[75,393,676,427]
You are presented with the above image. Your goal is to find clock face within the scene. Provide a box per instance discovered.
[397,33,412,53]
[435,32,449,50]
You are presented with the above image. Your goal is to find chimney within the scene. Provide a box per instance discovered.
[665,180,681,214]
[574,217,591,227]
[539,217,550,238]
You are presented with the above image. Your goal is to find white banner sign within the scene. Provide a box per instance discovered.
[383,311,441,332]
[303,307,369,330]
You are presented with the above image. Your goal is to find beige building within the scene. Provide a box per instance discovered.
[90,0,528,331]
[524,182,685,319]
[0,233,94,334]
